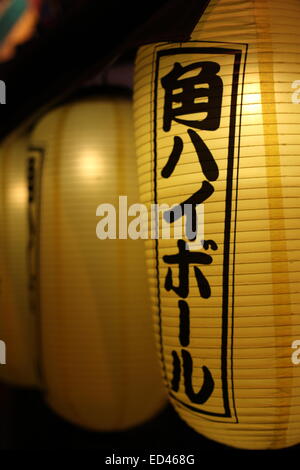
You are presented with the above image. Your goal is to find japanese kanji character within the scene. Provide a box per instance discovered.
[171,348,215,405]
[163,181,214,241]
[161,129,219,182]
[161,61,223,132]
[163,239,212,299]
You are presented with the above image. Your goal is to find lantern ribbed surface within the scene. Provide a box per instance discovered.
[0,133,39,387]
[133,0,300,449]
[29,94,166,430]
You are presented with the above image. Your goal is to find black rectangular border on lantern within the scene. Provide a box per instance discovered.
[27,146,45,381]
[152,41,248,423]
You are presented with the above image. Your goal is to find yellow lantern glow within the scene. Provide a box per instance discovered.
[0,133,39,387]
[133,0,300,449]
[30,92,166,430]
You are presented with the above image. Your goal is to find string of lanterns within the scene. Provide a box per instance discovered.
[0,91,166,431]
[1,0,300,450]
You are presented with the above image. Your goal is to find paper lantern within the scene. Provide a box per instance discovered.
[0,132,40,387]
[29,91,166,430]
[133,0,300,449]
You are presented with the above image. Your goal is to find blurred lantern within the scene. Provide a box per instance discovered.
[0,132,40,387]
[133,0,300,450]
[28,90,166,430]
[0,0,41,62]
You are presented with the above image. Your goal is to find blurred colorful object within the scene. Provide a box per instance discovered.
[0,0,41,62]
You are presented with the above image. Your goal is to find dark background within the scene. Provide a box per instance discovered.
[1,382,300,455]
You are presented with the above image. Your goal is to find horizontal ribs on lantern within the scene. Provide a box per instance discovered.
[134,0,300,450]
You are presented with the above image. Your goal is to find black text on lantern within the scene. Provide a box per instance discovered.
[153,42,248,421]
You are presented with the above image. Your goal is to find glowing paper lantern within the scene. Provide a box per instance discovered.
[30,92,166,430]
[0,133,39,387]
[133,0,300,450]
